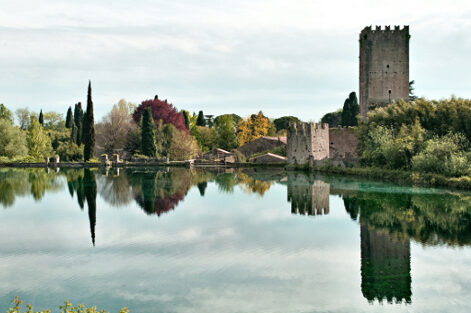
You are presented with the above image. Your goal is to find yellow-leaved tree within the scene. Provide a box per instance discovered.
[237,111,271,146]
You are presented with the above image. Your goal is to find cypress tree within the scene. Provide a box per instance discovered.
[74,102,84,146]
[83,81,95,161]
[65,106,73,128]
[38,109,44,126]
[196,110,206,126]
[182,110,190,129]
[70,123,77,143]
[141,107,156,157]
[341,92,360,126]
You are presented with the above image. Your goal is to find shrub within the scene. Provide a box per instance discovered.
[412,133,470,177]
[56,141,83,161]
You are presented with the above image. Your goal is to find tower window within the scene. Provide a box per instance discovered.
[388,90,392,94]
[387,64,390,68]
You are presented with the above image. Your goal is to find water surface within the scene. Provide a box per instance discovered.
[0,167,470,312]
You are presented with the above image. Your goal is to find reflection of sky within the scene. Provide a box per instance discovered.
[1,180,471,312]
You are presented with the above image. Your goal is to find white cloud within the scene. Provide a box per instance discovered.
[1,0,471,120]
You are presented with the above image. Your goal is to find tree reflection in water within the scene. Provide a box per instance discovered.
[1,167,471,304]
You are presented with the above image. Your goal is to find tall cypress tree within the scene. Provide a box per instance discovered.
[196,110,205,126]
[65,106,73,128]
[341,92,360,126]
[74,102,84,146]
[38,109,44,126]
[141,107,156,157]
[83,81,95,161]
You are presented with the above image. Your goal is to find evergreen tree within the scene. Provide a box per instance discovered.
[182,110,190,129]
[196,110,206,126]
[70,123,77,143]
[141,107,156,157]
[65,106,73,128]
[38,109,44,125]
[341,92,360,126]
[82,81,96,161]
[73,102,84,146]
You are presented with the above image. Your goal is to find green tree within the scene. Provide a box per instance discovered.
[141,107,156,157]
[214,114,242,127]
[82,81,96,161]
[412,133,468,176]
[42,111,65,131]
[27,118,52,160]
[196,110,206,126]
[321,110,342,127]
[65,106,73,128]
[409,80,417,101]
[341,92,360,126]
[38,109,44,125]
[215,114,237,150]
[0,119,28,159]
[74,102,84,145]
[273,116,300,132]
[181,110,190,129]
[0,104,13,122]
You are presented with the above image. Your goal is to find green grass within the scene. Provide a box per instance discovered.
[311,164,471,190]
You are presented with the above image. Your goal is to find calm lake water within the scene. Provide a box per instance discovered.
[0,167,470,312]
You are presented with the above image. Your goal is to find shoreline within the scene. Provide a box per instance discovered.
[2,161,471,190]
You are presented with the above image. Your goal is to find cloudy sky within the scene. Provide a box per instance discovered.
[1,0,471,121]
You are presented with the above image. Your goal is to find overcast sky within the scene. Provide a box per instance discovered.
[1,0,471,121]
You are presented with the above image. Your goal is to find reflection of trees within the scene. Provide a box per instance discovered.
[344,192,471,246]
[131,169,191,216]
[340,189,471,304]
[83,169,97,246]
[97,170,134,207]
[0,169,29,207]
[237,173,272,196]
[0,168,62,207]
[64,169,97,246]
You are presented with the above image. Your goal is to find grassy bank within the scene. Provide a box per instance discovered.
[311,165,471,190]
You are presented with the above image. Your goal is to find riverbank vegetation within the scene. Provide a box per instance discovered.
[0,87,296,163]
[6,296,128,313]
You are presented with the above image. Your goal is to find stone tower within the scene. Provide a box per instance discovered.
[359,25,410,118]
[287,122,329,164]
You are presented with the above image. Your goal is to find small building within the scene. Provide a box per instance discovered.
[202,148,232,161]
[249,153,287,164]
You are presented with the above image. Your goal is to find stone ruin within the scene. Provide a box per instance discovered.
[287,122,329,164]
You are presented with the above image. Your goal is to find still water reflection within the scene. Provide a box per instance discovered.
[0,167,470,312]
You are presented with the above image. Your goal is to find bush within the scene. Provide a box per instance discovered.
[56,141,83,161]
[412,134,470,177]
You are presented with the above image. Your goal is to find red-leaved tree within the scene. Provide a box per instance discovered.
[133,95,187,132]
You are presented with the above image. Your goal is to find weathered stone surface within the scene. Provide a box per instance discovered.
[359,25,409,118]
[287,122,329,164]
[329,127,359,162]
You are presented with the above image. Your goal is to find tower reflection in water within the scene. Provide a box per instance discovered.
[4,168,471,305]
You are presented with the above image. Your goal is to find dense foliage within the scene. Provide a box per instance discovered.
[341,92,359,126]
[132,96,187,132]
[360,97,471,177]
[237,111,272,146]
[141,107,157,157]
[273,116,301,132]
